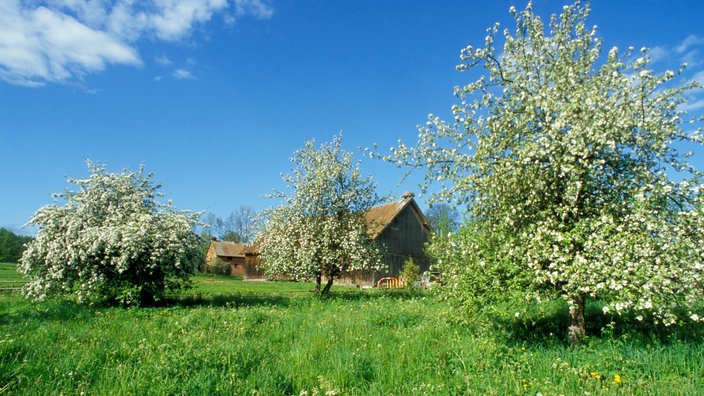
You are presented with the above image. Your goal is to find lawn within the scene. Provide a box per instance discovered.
[1,266,703,395]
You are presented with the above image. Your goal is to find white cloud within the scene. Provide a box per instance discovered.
[0,1,140,86]
[693,70,704,85]
[147,0,229,41]
[648,46,668,64]
[172,68,196,80]
[646,36,704,115]
[681,71,704,112]
[234,0,273,19]
[649,35,703,68]
[675,35,704,55]
[680,97,704,112]
[155,55,173,67]
[0,0,273,86]
[155,57,198,81]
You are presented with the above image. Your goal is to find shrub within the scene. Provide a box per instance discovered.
[401,257,420,287]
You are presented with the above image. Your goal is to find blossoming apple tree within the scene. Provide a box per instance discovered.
[388,2,704,344]
[19,161,202,306]
[257,135,386,294]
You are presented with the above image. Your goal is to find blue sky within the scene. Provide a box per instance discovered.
[1,0,703,234]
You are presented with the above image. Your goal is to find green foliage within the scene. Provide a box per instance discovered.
[18,161,202,306]
[387,1,704,343]
[424,203,459,235]
[1,278,703,395]
[401,257,420,287]
[220,231,242,242]
[0,228,33,263]
[258,134,386,294]
[205,258,230,275]
[427,222,534,321]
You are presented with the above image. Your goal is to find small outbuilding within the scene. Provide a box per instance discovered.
[205,240,248,276]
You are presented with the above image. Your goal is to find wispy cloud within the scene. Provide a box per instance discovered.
[154,56,198,81]
[675,35,704,56]
[681,71,704,112]
[680,98,704,112]
[693,70,704,85]
[0,0,273,87]
[647,36,704,113]
[234,0,274,20]
[154,55,173,68]
[172,68,196,80]
[650,34,704,68]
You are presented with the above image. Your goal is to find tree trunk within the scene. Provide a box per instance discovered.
[321,276,334,295]
[315,273,322,294]
[568,293,586,346]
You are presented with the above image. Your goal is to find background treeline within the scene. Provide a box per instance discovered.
[200,205,257,243]
[0,228,33,263]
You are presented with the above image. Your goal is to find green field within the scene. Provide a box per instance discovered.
[0,263,22,281]
[1,264,703,395]
[0,263,25,291]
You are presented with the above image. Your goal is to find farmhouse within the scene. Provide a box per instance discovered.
[205,240,248,275]
[244,192,432,286]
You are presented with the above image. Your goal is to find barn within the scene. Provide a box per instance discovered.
[205,240,248,276]
[243,192,432,286]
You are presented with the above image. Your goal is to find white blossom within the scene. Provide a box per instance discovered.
[257,135,386,294]
[386,1,704,340]
[19,161,201,305]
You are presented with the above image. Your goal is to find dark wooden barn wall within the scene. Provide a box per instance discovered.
[375,205,431,277]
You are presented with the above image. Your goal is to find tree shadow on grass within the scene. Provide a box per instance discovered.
[492,299,704,347]
[0,296,97,325]
[160,286,430,309]
[162,292,297,309]
[321,287,431,301]
[0,286,433,324]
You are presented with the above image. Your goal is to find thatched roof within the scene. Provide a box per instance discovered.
[210,241,247,258]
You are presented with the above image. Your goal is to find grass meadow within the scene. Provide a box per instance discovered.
[1,263,703,395]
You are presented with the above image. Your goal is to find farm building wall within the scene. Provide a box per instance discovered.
[244,253,266,280]
[375,204,431,278]
[205,241,246,276]
[331,269,375,287]
[334,197,431,286]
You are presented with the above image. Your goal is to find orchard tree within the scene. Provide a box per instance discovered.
[388,2,704,344]
[257,135,386,295]
[19,161,202,306]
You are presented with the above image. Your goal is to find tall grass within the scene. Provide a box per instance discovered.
[1,273,703,395]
